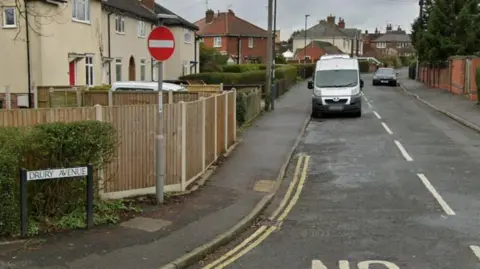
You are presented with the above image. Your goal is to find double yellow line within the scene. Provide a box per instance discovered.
[202,154,311,269]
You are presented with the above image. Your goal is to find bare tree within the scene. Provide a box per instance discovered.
[0,0,66,40]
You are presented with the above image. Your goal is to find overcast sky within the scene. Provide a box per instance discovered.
[156,0,419,40]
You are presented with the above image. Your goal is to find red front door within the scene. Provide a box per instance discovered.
[69,61,75,85]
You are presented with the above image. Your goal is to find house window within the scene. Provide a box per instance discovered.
[115,15,125,33]
[248,37,254,48]
[376,42,386,48]
[2,7,16,27]
[140,59,146,81]
[199,38,204,43]
[138,21,146,37]
[214,37,222,47]
[115,58,122,81]
[184,29,192,44]
[72,0,90,22]
[85,55,94,86]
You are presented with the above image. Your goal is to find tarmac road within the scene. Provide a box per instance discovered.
[192,73,480,269]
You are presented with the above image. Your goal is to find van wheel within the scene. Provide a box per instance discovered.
[311,110,321,118]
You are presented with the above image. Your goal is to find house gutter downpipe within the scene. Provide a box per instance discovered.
[25,3,32,107]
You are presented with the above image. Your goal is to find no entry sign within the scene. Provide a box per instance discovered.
[147,26,175,61]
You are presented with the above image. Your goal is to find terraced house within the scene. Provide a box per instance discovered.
[0,0,199,102]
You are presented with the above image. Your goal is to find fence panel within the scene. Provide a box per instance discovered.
[216,94,226,155]
[185,101,203,182]
[163,103,182,186]
[227,91,235,145]
[204,96,216,167]
[102,105,157,193]
[185,85,222,92]
[0,107,96,127]
[83,91,109,106]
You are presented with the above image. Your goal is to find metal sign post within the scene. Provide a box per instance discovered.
[147,19,176,204]
[19,165,94,237]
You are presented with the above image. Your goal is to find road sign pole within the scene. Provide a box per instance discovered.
[156,61,164,204]
[147,22,175,204]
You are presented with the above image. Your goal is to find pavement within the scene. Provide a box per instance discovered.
[397,69,480,132]
[0,81,311,269]
[187,72,480,269]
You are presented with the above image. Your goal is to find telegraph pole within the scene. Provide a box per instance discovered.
[415,0,424,80]
[271,0,277,110]
[265,0,273,111]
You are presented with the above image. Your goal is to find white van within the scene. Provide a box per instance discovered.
[111,81,187,92]
[307,57,364,117]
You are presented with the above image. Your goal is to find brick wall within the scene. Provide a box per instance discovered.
[0,93,33,109]
[418,56,479,101]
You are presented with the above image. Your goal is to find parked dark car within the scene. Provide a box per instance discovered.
[372,68,398,86]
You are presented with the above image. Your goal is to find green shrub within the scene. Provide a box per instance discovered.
[289,64,315,78]
[0,127,26,236]
[89,84,111,91]
[181,65,299,86]
[222,64,263,73]
[0,121,118,236]
[476,66,480,103]
[236,91,247,126]
[358,61,370,73]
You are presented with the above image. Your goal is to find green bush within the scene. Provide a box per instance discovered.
[89,84,111,91]
[181,65,299,85]
[289,64,315,78]
[221,64,263,73]
[358,61,370,73]
[0,121,118,236]
[476,66,480,103]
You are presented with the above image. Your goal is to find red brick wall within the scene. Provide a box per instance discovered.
[203,36,229,52]
[203,36,268,63]
[418,57,479,101]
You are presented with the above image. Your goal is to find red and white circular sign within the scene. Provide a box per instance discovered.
[147,26,176,61]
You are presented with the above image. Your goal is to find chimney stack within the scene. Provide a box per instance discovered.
[386,23,392,32]
[228,9,235,16]
[326,14,335,25]
[337,18,345,28]
[206,9,214,23]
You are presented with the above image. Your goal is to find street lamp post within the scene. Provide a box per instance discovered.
[304,14,310,77]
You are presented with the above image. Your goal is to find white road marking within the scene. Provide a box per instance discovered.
[148,40,174,48]
[362,94,368,102]
[373,111,381,119]
[312,260,350,269]
[417,173,455,216]
[358,260,400,269]
[381,122,393,134]
[367,102,372,108]
[469,245,480,260]
[394,140,413,161]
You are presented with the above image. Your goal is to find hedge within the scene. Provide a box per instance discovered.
[477,66,480,104]
[180,65,298,85]
[358,61,370,73]
[289,64,315,78]
[0,121,119,236]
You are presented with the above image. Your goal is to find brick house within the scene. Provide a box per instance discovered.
[294,41,342,61]
[195,9,268,63]
[369,24,413,57]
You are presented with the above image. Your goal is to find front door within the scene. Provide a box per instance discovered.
[69,61,76,85]
[128,56,136,81]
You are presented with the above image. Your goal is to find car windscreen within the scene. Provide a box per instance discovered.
[376,69,394,75]
[315,69,358,88]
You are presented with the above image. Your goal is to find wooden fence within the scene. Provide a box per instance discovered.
[0,90,237,199]
[33,86,218,108]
